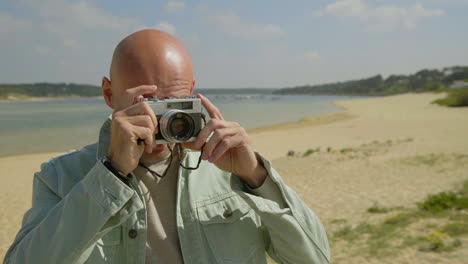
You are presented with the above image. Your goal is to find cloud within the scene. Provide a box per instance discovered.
[0,13,32,33]
[155,22,177,36]
[164,1,186,13]
[19,0,141,35]
[2,0,158,84]
[314,0,444,31]
[10,0,144,56]
[183,35,201,46]
[298,51,321,63]
[315,0,367,18]
[207,10,283,40]
[35,46,51,55]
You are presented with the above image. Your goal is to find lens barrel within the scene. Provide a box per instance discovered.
[159,110,195,142]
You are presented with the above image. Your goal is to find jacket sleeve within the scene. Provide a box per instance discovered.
[237,153,331,264]
[3,160,144,264]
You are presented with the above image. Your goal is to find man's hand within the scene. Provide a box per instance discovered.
[183,94,268,188]
[107,85,158,175]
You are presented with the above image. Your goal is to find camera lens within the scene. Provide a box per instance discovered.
[160,110,195,142]
[169,113,194,140]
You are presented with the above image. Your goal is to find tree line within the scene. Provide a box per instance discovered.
[2,66,468,99]
[0,83,102,98]
[274,66,468,96]
[0,83,278,99]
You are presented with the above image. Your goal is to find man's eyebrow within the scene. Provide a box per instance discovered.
[160,79,191,88]
[156,81,192,98]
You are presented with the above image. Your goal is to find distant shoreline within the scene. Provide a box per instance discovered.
[0,95,103,102]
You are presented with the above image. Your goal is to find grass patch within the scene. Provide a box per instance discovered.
[334,225,356,241]
[425,223,438,229]
[303,148,319,157]
[339,148,354,154]
[367,202,401,214]
[402,153,447,166]
[419,232,463,252]
[368,205,390,214]
[418,191,468,213]
[433,87,468,107]
[332,179,468,258]
[441,222,468,237]
[400,153,468,167]
[329,218,347,224]
[383,213,412,227]
[460,179,468,196]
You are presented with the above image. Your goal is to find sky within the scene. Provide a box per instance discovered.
[0,0,467,88]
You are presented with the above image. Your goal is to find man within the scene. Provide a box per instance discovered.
[4,30,330,264]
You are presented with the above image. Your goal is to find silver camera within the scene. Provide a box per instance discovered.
[141,96,204,144]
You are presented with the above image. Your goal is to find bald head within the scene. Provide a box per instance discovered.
[104,29,195,109]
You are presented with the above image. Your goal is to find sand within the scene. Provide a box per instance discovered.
[1,93,467,262]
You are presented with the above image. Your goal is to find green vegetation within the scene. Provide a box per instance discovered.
[442,223,468,237]
[433,87,468,107]
[331,179,468,257]
[274,66,468,97]
[303,148,319,157]
[339,148,354,154]
[3,66,467,101]
[0,83,102,99]
[0,84,277,100]
[399,153,468,167]
[419,232,462,252]
[417,191,468,213]
[367,202,398,214]
[197,88,276,94]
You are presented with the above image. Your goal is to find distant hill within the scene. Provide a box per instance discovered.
[0,83,102,99]
[0,83,277,100]
[197,88,276,94]
[3,66,468,99]
[274,66,468,96]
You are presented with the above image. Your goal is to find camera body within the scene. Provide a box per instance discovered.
[141,96,204,144]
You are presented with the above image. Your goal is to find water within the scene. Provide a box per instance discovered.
[0,94,362,156]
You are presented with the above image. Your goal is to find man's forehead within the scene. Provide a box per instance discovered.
[110,30,192,78]
[110,30,194,95]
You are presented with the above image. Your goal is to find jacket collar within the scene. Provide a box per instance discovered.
[96,116,112,160]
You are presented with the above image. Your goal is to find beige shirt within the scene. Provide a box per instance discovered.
[133,151,184,264]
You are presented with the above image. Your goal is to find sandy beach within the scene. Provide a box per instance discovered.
[1,93,467,262]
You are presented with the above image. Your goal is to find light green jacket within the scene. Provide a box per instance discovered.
[4,118,330,264]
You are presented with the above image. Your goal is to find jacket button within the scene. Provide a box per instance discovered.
[223,210,233,218]
[128,229,138,239]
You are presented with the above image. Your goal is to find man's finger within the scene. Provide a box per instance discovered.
[201,127,239,160]
[197,94,224,120]
[209,134,245,163]
[124,115,156,131]
[194,119,239,149]
[123,85,158,105]
[123,102,158,130]
[132,125,154,153]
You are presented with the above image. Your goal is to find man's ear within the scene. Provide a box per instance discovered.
[102,77,114,109]
[190,79,196,95]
